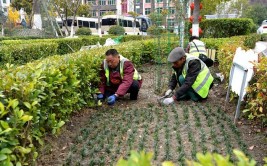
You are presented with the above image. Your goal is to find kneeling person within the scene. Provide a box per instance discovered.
[162,47,214,105]
[97,49,142,105]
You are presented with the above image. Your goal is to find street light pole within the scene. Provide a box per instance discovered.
[98,0,102,37]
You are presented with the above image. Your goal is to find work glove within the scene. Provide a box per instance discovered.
[97,93,104,100]
[165,89,173,96]
[107,95,117,105]
[162,97,174,105]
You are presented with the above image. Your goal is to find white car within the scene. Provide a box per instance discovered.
[257,20,267,34]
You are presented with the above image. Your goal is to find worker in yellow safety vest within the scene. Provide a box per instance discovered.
[97,49,142,105]
[186,36,207,57]
[161,47,214,105]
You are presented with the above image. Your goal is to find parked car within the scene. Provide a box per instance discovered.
[257,20,267,34]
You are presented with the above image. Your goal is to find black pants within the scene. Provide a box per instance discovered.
[104,80,140,100]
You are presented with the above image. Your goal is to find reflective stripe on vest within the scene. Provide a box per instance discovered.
[189,40,207,57]
[182,54,214,98]
[103,56,141,86]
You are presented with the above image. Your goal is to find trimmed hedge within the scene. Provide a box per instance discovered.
[0,36,153,67]
[0,42,58,66]
[201,18,256,38]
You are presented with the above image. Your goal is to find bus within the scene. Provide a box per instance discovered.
[137,15,152,32]
[101,15,151,35]
[56,16,99,35]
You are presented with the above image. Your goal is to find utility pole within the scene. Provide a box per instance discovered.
[98,0,102,37]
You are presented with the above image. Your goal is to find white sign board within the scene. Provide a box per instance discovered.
[230,47,258,100]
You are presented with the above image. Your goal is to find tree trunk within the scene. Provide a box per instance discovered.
[70,0,81,37]
[140,0,143,15]
[2,24,4,36]
[192,0,200,36]
[151,0,155,13]
[52,1,69,36]
[97,0,102,37]
[32,0,42,30]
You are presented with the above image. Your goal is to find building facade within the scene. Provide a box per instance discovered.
[84,0,177,27]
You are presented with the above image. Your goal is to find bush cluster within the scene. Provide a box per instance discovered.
[108,25,125,35]
[0,36,152,67]
[201,18,256,38]
[147,25,166,36]
[76,27,92,35]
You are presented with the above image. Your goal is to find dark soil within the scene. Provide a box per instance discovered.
[37,64,267,166]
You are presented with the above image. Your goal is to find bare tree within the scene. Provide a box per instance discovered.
[128,11,139,35]
[67,0,82,37]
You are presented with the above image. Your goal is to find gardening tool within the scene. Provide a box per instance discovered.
[157,92,174,105]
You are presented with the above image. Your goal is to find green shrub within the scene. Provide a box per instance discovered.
[260,33,267,41]
[0,42,58,66]
[245,57,267,123]
[76,27,92,35]
[108,25,125,35]
[243,34,261,49]
[116,150,258,166]
[201,18,256,38]
[147,25,165,36]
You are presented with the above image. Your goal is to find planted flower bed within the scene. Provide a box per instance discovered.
[57,103,250,165]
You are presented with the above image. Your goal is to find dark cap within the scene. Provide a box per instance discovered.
[168,47,186,63]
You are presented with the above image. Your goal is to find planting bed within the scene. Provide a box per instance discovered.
[37,64,267,165]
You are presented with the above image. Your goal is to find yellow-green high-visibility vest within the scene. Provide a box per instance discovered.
[182,54,214,98]
[103,56,142,86]
[189,40,207,57]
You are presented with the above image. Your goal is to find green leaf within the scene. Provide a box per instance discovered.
[116,158,128,166]
[0,154,7,161]
[23,102,31,109]
[11,100,19,109]
[57,121,65,128]
[0,128,12,135]
[21,115,33,122]
[1,148,12,154]
[17,146,31,154]
[197,152,213,164]
[162,161,175,166]
[0,102,5,112]
[16,162,22,166]
[16,110,24,118]
[32,101,39,106]
[33,152,38,159]
[242,109,250,113]
[1,121,10,129]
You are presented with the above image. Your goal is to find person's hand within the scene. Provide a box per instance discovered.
[165,89,173,96]
[97,93,104,100]
[107,95,117,105]
[162,97,174,105]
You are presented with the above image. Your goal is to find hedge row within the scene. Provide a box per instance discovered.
[0,35,153,66]
[0,39,176,165]
[201,18,256,38]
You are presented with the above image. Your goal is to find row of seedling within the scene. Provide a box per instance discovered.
[170,104,186,165]
[181,105,198,160]
[196,103,250,160]
[163,107,172,161]
[195,104,220,153]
